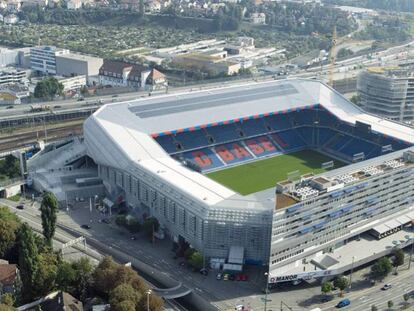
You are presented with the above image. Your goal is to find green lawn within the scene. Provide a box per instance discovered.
[206,150,344,195]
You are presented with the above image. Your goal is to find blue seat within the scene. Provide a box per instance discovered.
[240,119,268,137]
[175,130,210,151]
[155,135,178,153]
[206,124,240,144]
[181,148,224,171]
[245,136,280,157]
[215,141,253,164]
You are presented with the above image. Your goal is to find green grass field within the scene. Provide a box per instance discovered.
[206,150,344,195]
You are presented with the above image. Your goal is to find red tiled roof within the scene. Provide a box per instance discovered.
[149,68,165,80]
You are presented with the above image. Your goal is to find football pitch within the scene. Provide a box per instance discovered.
[206,150,344,195]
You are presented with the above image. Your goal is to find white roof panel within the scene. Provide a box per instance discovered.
[84,79,414,208]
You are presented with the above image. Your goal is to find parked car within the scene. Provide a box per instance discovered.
[102,219,111,224]
[229,274,235,281]
[223,273,229,281]
[216,273,222,280]
[16,204,24,210]
[336,298,350,308]
[81,224,91,229]
[381,284,392,290]
[179,261,186,267]
[200,268,208,276]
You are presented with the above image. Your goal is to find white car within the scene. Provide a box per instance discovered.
[382,284,392,290]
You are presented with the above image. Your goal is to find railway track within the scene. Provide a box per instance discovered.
[0,124,83,153]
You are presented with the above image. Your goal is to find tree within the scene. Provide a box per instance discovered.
[56,261,76,292]
[33,250,59,297]
[33,82,49,99]
[350,95,360,105]
[80,85,88,96]
[403,293,410,302]
[321,281,333,296]
[0,207,20,259]
[393,249,404,272]
[371,257,392,281]
[142,217,159,238]
[188,251,203,270]
[114,300,135,311]
[0,220,17,258]
[0,304,15,311]
[371,306,378,311]
[0,294,14,307]
[72,257,93,302]
[92,256,118,296]
[183,247,195,260]
[387,300,393,309]
[109,283,141,307]
[34,77,64,99]
[18,223,39,301]
[136,294,164,311]
[40,192,58,246]
[333,276,349,296]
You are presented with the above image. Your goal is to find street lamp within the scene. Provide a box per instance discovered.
[405,235,414,270]
[349,256,356,291]
[146,289,152,311]
[264,272,270,311]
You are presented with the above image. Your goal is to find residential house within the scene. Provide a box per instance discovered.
[4,14,19,24]
[67,0,82,9]
[0,84,30,105]
[250,12,266,25]
[6,0,21,12]
[17,291,83,311]
[145,68,167,90]
[98,60,166,89]
[0,261,21,299]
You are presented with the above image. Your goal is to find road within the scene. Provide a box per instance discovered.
[321,266,414,311]
[0,199,187,311]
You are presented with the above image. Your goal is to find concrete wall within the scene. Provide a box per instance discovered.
[56,55,103,85]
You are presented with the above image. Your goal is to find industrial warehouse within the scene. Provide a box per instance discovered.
[28,79,414,285]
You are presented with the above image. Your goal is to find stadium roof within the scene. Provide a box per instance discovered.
[84,79,414,209]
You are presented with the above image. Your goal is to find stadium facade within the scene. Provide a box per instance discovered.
[36,79,414,283]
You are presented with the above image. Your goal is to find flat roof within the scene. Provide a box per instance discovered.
[85,79,414,209]
[56,52,103,61]
[129,83,298,119]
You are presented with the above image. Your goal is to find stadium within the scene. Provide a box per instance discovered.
[30,79,414,284]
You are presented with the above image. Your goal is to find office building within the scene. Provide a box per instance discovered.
[56,53,103,85]
[358,67,414,123]
[30,46,69,75]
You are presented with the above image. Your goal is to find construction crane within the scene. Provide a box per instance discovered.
[328,26,337,87]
